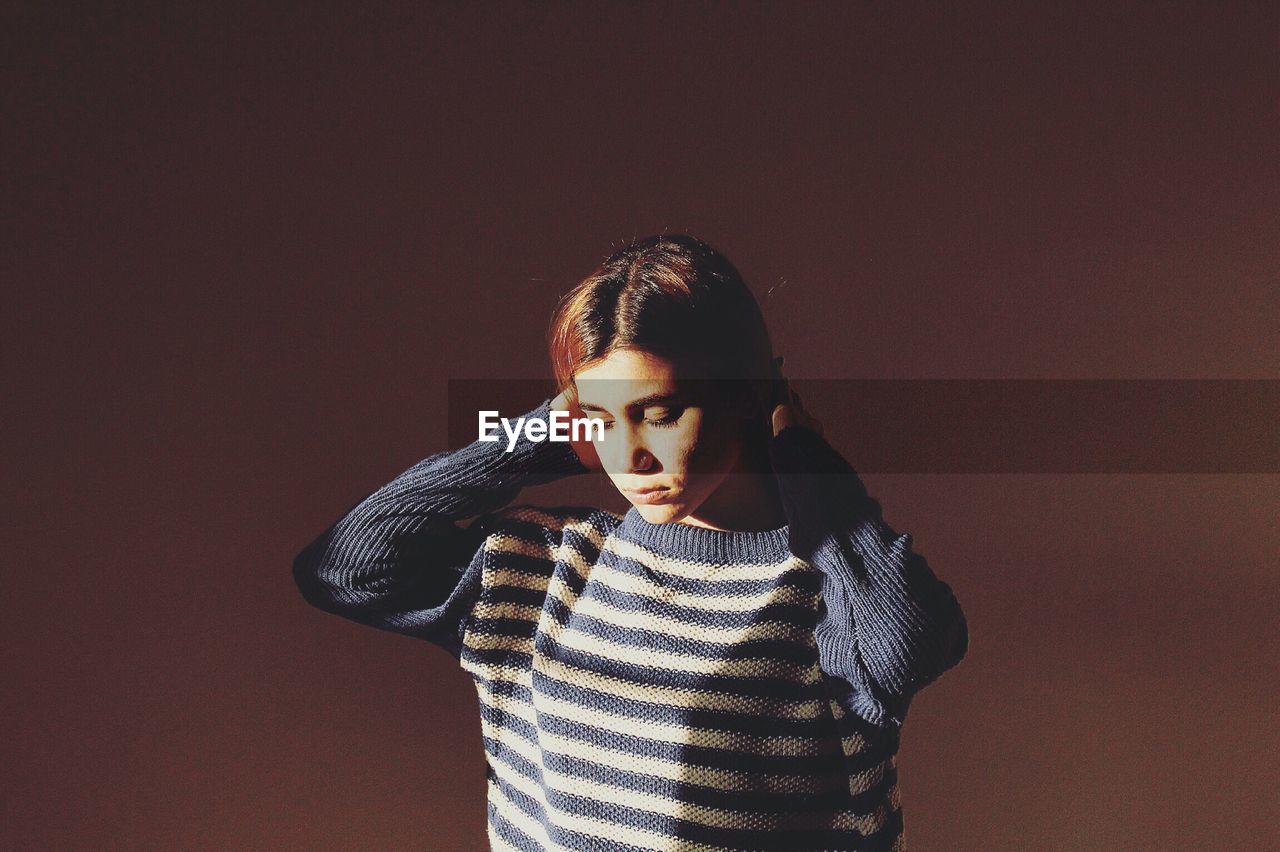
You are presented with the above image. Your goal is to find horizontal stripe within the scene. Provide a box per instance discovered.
[532,628,829,703]
[462,506,905,849]
[483,731,897,848]
[467,663,876,743]
[603,533,807,583]
[477,691,897,814]
[542,594,819,666]
[482,548,559,581]
[469,623,818,691]
[486,796,541,852]
[478,697,849,785]
[467,646,827,718]
[584,553,820,616]
[550,555,820,638]
[596,544,823,597]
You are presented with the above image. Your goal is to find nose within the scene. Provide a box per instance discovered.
[602,424,657,474]
[628,447,655,473]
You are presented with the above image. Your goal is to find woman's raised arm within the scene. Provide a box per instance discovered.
[291,397,589,657]
[768,423,969,729]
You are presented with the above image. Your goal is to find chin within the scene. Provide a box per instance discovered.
[634,503,688,524]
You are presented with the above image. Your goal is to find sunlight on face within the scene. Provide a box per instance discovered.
[573,348,743,525]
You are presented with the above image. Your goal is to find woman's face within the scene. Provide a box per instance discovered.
[572,348,745,524]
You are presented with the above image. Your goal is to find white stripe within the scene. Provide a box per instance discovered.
[604,535,805,582]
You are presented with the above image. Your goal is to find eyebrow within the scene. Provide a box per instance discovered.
[576,392,683,415]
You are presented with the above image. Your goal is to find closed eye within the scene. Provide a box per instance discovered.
[599,408,684,430]
[646,409,681,428]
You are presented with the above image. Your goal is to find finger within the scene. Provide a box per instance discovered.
[771,402,794,436]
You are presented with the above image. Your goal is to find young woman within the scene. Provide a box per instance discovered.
[292,234,968,851]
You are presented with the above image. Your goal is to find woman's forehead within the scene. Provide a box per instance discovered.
[573,351,682,407]
[576,348,676,379]
[573,348,738,410]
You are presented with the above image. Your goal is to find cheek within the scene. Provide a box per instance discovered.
[681,420,740,475]
[637,427,707,478]
[595,430,697,476]
[651,431,697,473]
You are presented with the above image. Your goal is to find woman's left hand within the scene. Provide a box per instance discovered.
[551,386,603,472]
[771,376,824,438]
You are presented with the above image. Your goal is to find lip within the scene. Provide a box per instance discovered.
[625,487,672,504]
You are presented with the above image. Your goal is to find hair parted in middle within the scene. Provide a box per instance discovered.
[548,233,781,451]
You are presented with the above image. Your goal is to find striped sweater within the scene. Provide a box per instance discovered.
[293,398,968,851]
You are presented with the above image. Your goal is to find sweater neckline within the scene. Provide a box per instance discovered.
[615,506,794,565]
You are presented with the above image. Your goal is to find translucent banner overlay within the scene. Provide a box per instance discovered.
[448,379,1280,473]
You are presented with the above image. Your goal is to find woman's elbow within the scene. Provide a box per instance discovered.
[924,595,969,681]
[934,604,968,678]
[899,596,969,692]
[291,534,351,610]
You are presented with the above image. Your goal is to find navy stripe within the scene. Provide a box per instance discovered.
[467,615,539,642]
[538,744,855,815]
[845,759,899,815]
[534,709,847,776]
[485,548,557,579]
[482,731,547,792]
[534,555,820,634]
[486,756,661,852]
[848,805,906,852]
[465,504,909,850]
[478,682,838,777]
[532,628,830,702]
[483,721,885,849]
[575,569,820,632]
[469,665,847,739]
[483,516,572,550]
[523,775,897,852]
[477,696,541,747]
[485,795,543,852]
[480,583,550,611]
[597,544,823,597]
[543,591,819,666]
[461,646,535,670]
[832,700,902,755]
[561,526,606,562]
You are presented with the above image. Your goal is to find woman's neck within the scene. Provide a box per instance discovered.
[679,438,786,533]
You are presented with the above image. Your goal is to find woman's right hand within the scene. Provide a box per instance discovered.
[771,373,824,439]
[550,387,603,472]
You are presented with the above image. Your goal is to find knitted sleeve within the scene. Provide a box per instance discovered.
[767,425,969,729]
[291,398,590,658]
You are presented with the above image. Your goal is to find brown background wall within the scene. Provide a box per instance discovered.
[5,2,1277,849]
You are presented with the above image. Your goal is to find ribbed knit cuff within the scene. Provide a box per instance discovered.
[375,397,591,521]
[768,424,855,475]
[452,398,590,495]
[506,397,594,483]
[767,425,872,518]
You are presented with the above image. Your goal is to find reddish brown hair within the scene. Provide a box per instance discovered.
[548,233,778,445]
